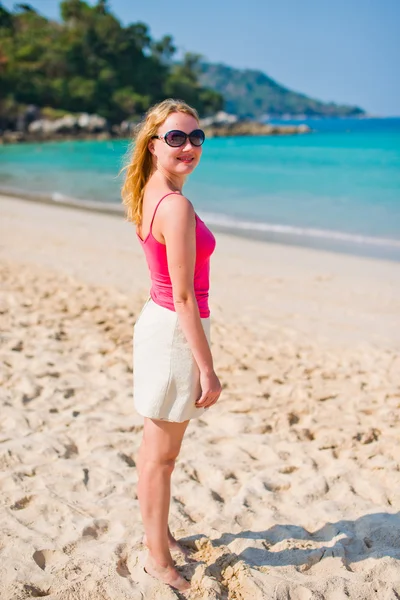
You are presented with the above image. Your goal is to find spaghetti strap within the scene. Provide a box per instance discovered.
[149,191,180,235]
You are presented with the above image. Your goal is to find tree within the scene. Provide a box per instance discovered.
[95,0,109,15]
[164,53,222,115]
[0,1,224,128]
[14,4,36,13]
[0,4,13,30]
[60,0,89,23]
[151,35,175,65]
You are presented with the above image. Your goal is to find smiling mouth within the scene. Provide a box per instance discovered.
[177,157,194,163]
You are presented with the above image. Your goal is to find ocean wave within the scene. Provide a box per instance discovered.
[1,185,399,250]
[200,211,400,248]
[0,186,122,214]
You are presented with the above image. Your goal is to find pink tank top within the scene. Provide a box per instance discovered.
[136,192,216,318]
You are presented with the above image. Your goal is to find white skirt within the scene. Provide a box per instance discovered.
[133,298,211,422]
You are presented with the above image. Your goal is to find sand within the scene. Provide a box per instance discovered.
[0,194,399,600]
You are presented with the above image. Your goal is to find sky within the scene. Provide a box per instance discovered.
[3,0,399,116]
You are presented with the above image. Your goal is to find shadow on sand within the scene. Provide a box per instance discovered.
[180,512,400,586]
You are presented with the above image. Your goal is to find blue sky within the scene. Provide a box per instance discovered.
[3,0,399,116]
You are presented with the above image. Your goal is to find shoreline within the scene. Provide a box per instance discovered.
[1,192,399,349]
[2,187,399,264]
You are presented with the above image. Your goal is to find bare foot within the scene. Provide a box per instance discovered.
[143,530,195,560]
[144,556,190,592]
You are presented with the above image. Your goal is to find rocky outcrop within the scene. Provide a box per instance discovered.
[28,113,108,135]
[0,112,110,143]
[200,111,239,127]
[200,111,310,137]
[0,110,310,144]
[204,120,311,137]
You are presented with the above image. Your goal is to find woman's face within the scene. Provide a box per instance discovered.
[149,112,203,176]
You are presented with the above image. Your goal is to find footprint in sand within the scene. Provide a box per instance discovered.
[116,556,131,578]
[211,490,225,504]
[23,584,51,597]
[32,549,68,572]
[10,495,33,510]
[118,452,136,467]
[63,441,79,459]
[172,496,198,524]
[81,519,109,539]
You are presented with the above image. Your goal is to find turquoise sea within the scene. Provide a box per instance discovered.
[1,117,400,261]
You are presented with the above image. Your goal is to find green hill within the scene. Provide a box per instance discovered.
[197,62,365,119]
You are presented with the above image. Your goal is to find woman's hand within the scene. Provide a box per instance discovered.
[195,370,222,409]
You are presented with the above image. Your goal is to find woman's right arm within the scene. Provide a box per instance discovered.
[160,194,221,409]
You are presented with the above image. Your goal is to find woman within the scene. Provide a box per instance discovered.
[122,99,222,592]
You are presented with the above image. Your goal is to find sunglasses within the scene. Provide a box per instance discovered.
[152,129,205,148]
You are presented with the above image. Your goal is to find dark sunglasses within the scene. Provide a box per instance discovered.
[152,129,205,148]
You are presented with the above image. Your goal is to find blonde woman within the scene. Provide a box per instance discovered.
[122,99,222,592]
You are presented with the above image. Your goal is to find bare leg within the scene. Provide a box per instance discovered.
[141,529,195,563]
[137,418,190,591]
[142,530,194,559]
[138,446,192,558]
[137,447,180,552]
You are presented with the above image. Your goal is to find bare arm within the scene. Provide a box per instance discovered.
[160,195,221,408]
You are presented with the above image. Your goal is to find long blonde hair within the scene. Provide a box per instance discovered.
[121,98,199,224]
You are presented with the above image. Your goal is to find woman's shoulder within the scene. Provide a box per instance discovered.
[152,190,195,221]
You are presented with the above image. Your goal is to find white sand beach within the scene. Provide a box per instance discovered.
[1,193,399,599]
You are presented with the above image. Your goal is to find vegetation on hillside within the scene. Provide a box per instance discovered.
[197,63,365,118]
[0,1,365,131]
[0,0,223,128]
